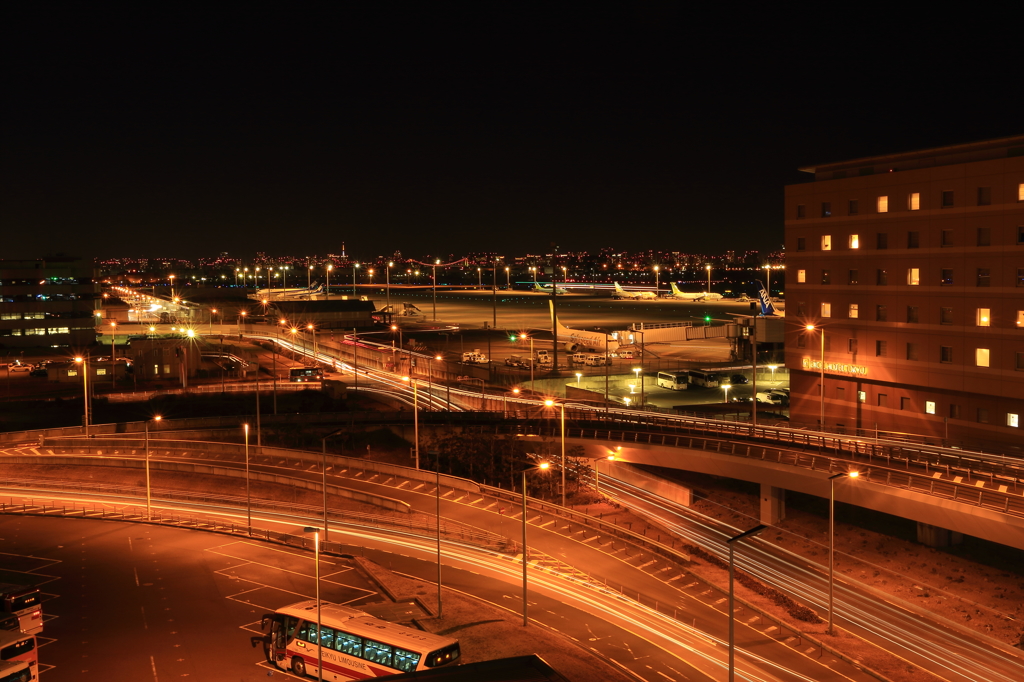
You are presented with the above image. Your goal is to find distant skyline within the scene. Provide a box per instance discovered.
[3,7,1019,260]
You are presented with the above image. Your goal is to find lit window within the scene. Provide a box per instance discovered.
[153,364,160,374]
[1017,310,1024,327]
[976,348,990,367]
[1019,183,1024,201]
[821,302,831,317]
[68,369,78,377]
[858,391,866,403]
[907,268,920,285]
[926,401,936,415]
[977,308,990,326]
[908,192,920,210]
[1009,413,1020,428]
[821,235,831,251]
[877,196,888,213]
[797,269,806,283]
[97,368,107,376]
[849,303,859,318]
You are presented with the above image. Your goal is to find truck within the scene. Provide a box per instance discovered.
[535,350,553,365]
[505,355,531,368]
[461,349,488,364]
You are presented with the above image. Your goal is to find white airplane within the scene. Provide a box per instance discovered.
[256,283,325,299]
[533,282,567,295]
[549,301,622,352]
[668,282,723,301]
[756,282,784,317]
[612,282,658,300]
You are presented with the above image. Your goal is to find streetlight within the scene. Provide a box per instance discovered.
[73,356,90,435]
[432,259,440,320]
[632,367,642,408]
[653,265,660,294]
[477,267,482,288]
[543,400,566,507]
[575,372,582,387]
[806,325,825,428]
[705,264,712,295]
[402,376,419,469]
[145,415,162,519]
[307,264,314,292]
[722,383,732,404]
[504,266,510,289]
[290,327,299,361]
[210,308,217,333]
[385,261,394,312]
[326,264,333,300]
[595,453,616,496]
[728,524,768,682]
[244,423,252,536]
[307,323,318,366]
[519,333,534,388]
[764,263,771,297]
[520,462,550,626]
[302,526,324,682]
[352,262,360,296]
[767,365,778,385]
[828,471,860,635]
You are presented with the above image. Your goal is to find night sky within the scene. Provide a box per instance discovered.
[3,6,1019,261]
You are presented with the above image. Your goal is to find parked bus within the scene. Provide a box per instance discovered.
[0,631,37,675]
[0,660,35,682]
[0,586,41,636]
[656,371,688,391]
[289,367,324,383]
[253,600,460,679]
[687,370,720,388]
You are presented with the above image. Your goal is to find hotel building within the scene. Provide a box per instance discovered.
[784,136,1024,451]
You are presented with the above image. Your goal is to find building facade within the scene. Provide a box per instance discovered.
[0,258,99,349]
[784,136,1024,451]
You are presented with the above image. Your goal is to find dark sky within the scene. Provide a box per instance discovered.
[3,6,1019,262]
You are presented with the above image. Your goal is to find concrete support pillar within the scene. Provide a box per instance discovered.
[759,484,785,525]
[916,522,963,548]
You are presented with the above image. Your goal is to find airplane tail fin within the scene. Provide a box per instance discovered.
[614,282,625,292]
[756,282,779,316]
[548,300,571,334]
[670,282,682,295]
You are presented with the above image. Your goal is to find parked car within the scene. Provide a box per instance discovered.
[30,368,49,377]
[10,364,33,373]
[730,374,749,384]
[755,391,783,405]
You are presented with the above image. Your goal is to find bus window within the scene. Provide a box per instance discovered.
[0,660,33,682]
[318,626,334,650]
[0,635,35,663]
[393,648,420,673]
[363,640,393,666]
[334,631,362,656]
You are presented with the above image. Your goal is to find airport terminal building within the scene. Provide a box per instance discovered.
[784,136,1024,451]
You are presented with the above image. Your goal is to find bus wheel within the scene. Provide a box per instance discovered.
[291,657,307,677]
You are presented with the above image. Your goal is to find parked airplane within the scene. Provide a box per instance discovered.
[756,282,784,316]
[256,283,325,299]
[612,282,658,300]
[549,301,622,352]
[533,282,567,294]
[667,282,723,301]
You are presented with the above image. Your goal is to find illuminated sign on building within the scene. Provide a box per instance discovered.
[802,357,869,376]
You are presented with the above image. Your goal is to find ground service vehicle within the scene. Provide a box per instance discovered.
[254,600,460,679]
[0,660,34,682]
[687,370,720,388]
[0,631,37,675]
[656,371,688,390]
[461,350,487,364]
[290,367,324,382]
[584,354,610,366]
[0,586,41,636]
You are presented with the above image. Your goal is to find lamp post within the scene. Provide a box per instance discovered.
[767,364,778,385]
[828,471,860,634]
[290,327,299,361]
[764,263,771,298]
[145,415,162,519]
[307,323,318,366]
[402,376,419,469]
[543,400,567,507]
[505,266,510,289]
[432,259,440,320]
[326,264,333,299]
[386,261,393,312]
[632,367,641,408]
[806,324,826,428]
[302,526,324,682]
[706,264,712,295]
[244,423,252,536]
[520,334,534,389]
[722,383,731,404]
[595,454,616,495]
[728,524,768,682]
[575,372,582,387]
[109,321,117,388]
[74,356,90,435]
[352,263,360,296]
[521,462,550,626]
[653,265,660,294]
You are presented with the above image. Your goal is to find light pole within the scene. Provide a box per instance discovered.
[706,264,712,295]
[543,400,566,507]
[244,423,252,536]
[505,266,510,289]
[575,372,582,387]
[829,471,860,634]
[402,376,419,469]
[722,383,731,404]
[109,321,117,388]
[432,259,440,320]
[73,356,90,435]
[386,261,393,312]
[632,367,641,408]
[519,333,534,389]
[477,267,482,288]
[352,262,360,296]
[308,264,313,294]
[767,364,778,385]
[326,264,333,299]
[302,526,324,682]
[307,324,318,366]
[145,415,162,519]
[595,454,616,496]
[653,265,660,294]
[764,263,771,298]
[728,524,768,682]
[807,324,826,428]
[521,462,550,626]
[434,455,443,618]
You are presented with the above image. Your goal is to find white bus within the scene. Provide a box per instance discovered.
[0,659,35,682]
[687,370,721,388]
[254,600,460,679]
[656,371,688,391]
[0,586,41,636]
